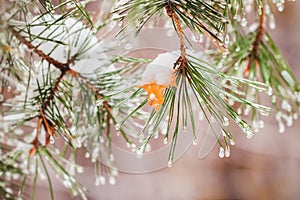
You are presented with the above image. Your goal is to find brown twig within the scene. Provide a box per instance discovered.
[165,5,188,72]
[44,71,66,109]
[245,1,265,76]
[8,24,113,152]
[252,3,265,58]
[7,25,73,72]
[165,5,186,59]
[8,24,111,111]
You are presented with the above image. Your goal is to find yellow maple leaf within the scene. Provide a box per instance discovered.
[140,71,176,111]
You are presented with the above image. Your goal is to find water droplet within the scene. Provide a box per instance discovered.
[63,180,72,188]
[115,123,120,131]
[241,17,248,27]
[235,46,240,52]
[109,154,115,162]
[219,147,225,158]
[85,152,90,158]
[168,160,173,167]
[279,122,285,133]
[230,139,235,145]
[124,43,133,50]
[267,87,273,96]
[235,116,241,123]
[223,117,229,126]
[77,166,84,173]
[192,138,197,145]
[136,149,143,159]
[225,147,230,157]
[246,130,254,139]
[166,29,174,37]
[49,136,55,144]
[131,143,136,149]
[293,113,298,120]
[145,143,151,152]
[281,100,292,112]
[99,176,106,185]
[111,168,119,176]
[153,131,159,139]
[96,99,103,106]
[258,120,265,128]
[228,98,235,106]
[224,34,230,44]
[222,49,229,58]
[163,137,168,144]
[277,3,284,12]
[199,34,204,43]
[109,176,116,185]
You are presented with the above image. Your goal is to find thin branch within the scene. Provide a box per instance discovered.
[44,71,66,109]
[252,1,265,58]
[245,1,265,75]
[7,23,114,151]
[67,69,112,113]
[7,25,73,72]
[165,5,186,59]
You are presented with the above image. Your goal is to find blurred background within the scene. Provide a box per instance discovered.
[34,1,300,200]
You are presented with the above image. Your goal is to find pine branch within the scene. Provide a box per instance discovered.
[7,25,72,72]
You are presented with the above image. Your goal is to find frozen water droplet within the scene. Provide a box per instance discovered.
[259,120,265,128]
[111,168,119,176]
[241,17,248,27]
[223,117,229,126]
[235,116,241,123]
[96,99,103,106]
[219,147,225,158]
[199,34,204,43]
[293,113,298,120]
[109,154,115,162]
[279,122,285,133]
[145,143,151,152]
[136,149,143,159]
[163,137,168,144]
[267,87,273,96]
[91,26,98,33]
[49,136,55,144]
[224,34,230,45]
[109,176,116,185]
[166,30,174,37]
[115,123,120,131]
[131,143,136,149]
[225,147,230,157]
[85,152,90,158]
[100,176,106,185]
[124,43,133,50]
[246,131,254,139]
[222,49,229,58]
[77,166,84,173]
[192,138,197,145]
[277,3,284,12]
